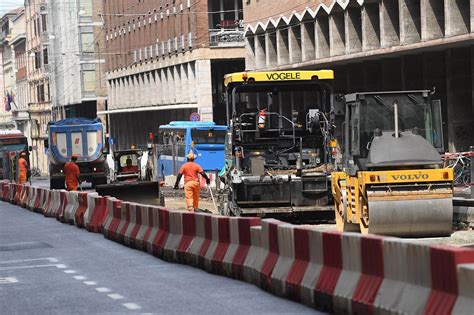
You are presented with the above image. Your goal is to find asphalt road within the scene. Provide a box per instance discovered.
[0,201,319,314]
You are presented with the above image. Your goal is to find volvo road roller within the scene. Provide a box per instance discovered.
[331,90,453,237]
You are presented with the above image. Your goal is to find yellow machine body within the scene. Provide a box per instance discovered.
[332,168,453,236]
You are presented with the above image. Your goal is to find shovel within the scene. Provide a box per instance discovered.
[207,183,218,213]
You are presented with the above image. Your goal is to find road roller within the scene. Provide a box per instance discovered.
[331,90,453,237]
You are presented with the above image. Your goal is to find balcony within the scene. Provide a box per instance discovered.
[209,28,245,48]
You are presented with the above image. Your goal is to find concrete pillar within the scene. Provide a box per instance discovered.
[196,59,213,121]
[245,36,256,70]
[265,32,278,67]
[445,0,470,37]
[189,62,197,103]
[277,28,289,66]
[289,25,302,64]
[157,70,163,105]
[301,21,315,62]
[162,69,169,105]
[362,2,380,51]
[175,66,182,104]
[181,64,189,104]
[421,0,444,41]
[329,10,345,56]
[255,34,266,69]
[316,13,330,58]
[399,0,421,44]
[345,5,362,54]
[168,67,176,104]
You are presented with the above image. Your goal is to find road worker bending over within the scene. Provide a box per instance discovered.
[18,152,29,184]
[174,151,210,212]
[64,154,80,191]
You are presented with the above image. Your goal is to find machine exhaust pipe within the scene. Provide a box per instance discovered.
[393,101,399,138]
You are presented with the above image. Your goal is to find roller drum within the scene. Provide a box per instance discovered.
[367,196,453,237]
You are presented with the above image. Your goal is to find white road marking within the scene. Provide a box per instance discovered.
[108,293,124,300]
[0,277,18,284]
[96,287,111,293]
[0,257,58,264]
[55,264,67,269]
[73,275,87,280]
[0,264,62,271]
[83,281,97,286]
[122,303,141,310]
[63,270,76,274]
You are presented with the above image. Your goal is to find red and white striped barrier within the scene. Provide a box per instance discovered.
[163,210,184,261]
[203,216,231,274]
[55,190,69,220]
[186,213,212,267]
[175,211,196,263]
[123,203,140,247]
[32,187,43,212]
[44,190,60,217]
[102,197,122,240]
[134,205,151,251]
[116,202,131,244]
[26,185,36,210]
[453,263,474,314]
[254,219,285,289]
[151,207,170,258]
[84,195,107,233]
[222,217,260,279]
[63,191,79,224]
[143,206,161,254]
[19,184,28,207]
[242,225,263,283]
[75,192,93,228]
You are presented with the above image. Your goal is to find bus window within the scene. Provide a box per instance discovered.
[191,130,226,144]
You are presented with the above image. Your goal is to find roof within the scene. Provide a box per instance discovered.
[49,118,102,126]
[224,70,334,87]
[160,121,227,130]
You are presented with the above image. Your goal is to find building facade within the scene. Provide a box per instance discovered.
[244,0,474,152]
[25,0,51,173]
[47,0,107,120]
[0,8,23,130]
[10,10,30,139]
[102,0,245,150]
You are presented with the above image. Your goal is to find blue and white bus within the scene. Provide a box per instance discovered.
[156,121,227,177]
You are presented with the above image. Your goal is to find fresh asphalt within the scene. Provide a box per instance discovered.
[0,201,321,314]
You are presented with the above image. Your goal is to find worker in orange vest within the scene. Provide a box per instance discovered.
[64,154,80,191]
[174,151,210,212]
[18,152,29,184]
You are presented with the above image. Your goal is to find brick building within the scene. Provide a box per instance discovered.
[102,0,245,150]
[244,0,474,152]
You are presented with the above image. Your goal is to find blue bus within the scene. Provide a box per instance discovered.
[156,121,227,177]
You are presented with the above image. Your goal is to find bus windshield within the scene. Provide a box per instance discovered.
[191,130,226,144]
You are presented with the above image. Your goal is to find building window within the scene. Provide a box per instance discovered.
[82,70,96,92]
[43,48,49,65]
[81,33,94,53]
[37,84,45,102]
[41,15,47,32]
[35,52,41,69]
[79,0,93,16]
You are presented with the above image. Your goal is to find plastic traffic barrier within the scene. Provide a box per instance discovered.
[85,195,107,233]
[123,203,141,248]
[102,198,122,240]
[75,192,93,228]
[163,210,184,261]
[453,263,474,314]
[205,216,231,274]
[63,191,79,224]
[134,205,151,251]
[185,213,212,267]
[175,212,196,263]
[143,206,161,254]
[151,208,170,258]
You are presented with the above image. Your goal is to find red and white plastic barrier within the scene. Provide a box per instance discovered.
[102,197,122,240]
[75,192,92,227]
[151,208,170,258]
[63,191,79,224]
[186,213,212,267]
[85,195,107,233]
